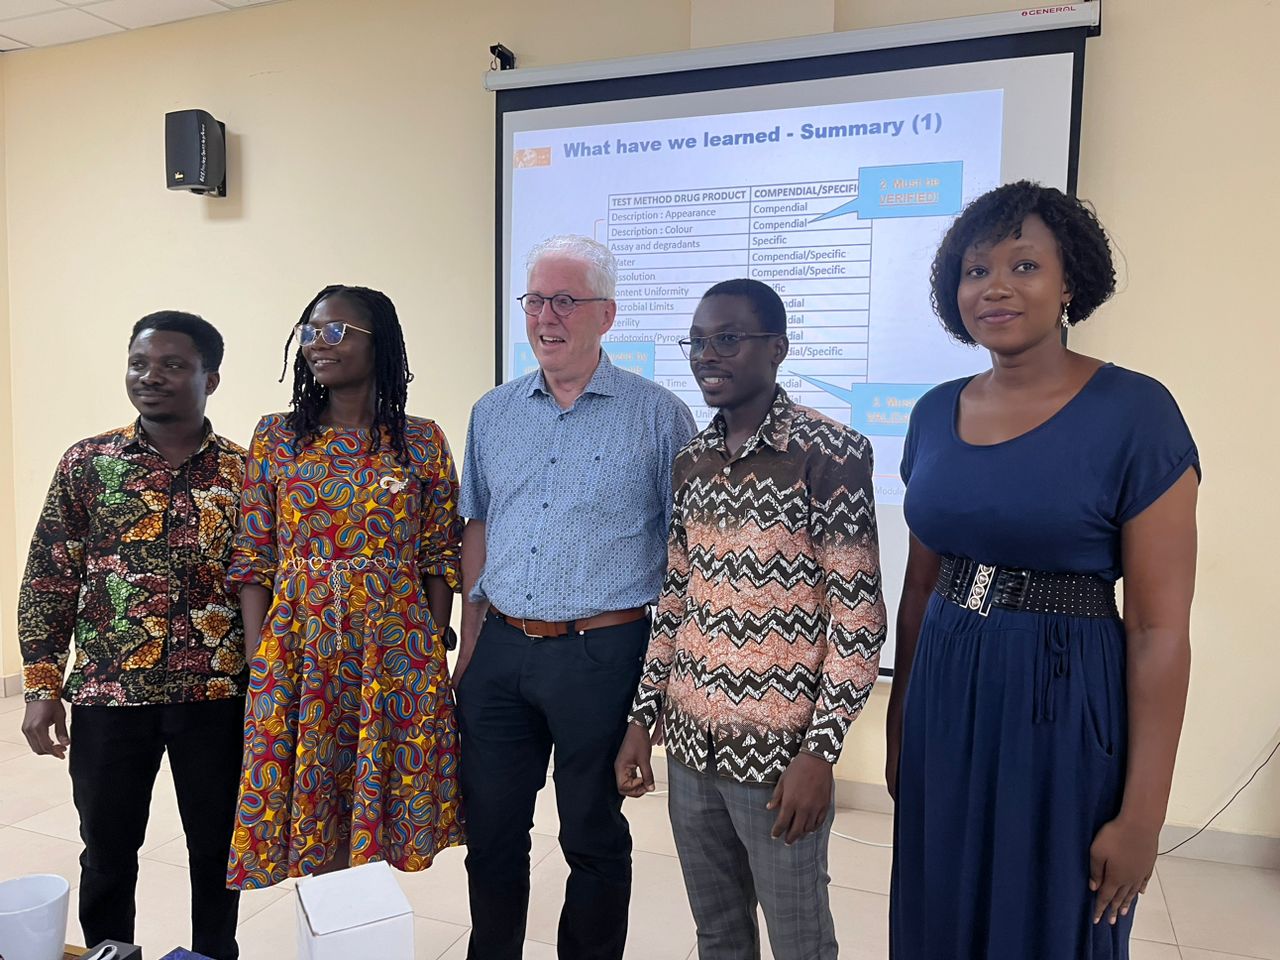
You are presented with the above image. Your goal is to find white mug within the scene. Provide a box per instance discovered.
[0,873,71,960]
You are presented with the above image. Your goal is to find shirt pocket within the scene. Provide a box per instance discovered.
[583,443,651,522]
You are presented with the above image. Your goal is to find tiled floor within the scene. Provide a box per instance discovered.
[1,692,1277,960]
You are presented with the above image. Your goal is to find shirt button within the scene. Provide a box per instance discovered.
[719,519,726,528]
[526,593,533,601]
[722,467,731,476]
[550,458,557,464]
[530,547,537,554]
[542,503,549,509]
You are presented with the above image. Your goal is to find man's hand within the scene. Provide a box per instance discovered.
[22,700,70,759]
[614,723,656,798]
[1089,816,1158,926]
[767,752,833,845]
[452,605,486,689]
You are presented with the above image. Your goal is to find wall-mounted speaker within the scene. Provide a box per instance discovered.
[165,109,226,197]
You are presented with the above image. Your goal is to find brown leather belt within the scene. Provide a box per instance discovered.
[490,605,648,638]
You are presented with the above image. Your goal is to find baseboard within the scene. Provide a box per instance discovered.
[834,778,895,815]
[1,673,20,699]
[1158,823,1280,870]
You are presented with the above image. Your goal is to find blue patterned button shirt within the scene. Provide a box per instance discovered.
[460,352,697,620]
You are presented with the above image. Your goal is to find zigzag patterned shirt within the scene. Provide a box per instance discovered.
[628,388,887,783]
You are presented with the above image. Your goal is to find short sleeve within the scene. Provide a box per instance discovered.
[900,407,920,485]
[1115,379,1200,524]
[900,383,946,484]
[458,403,489,522]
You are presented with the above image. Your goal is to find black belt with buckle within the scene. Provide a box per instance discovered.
[935,554,1119,619]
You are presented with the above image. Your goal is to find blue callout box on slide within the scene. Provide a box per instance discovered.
[810,161,964,223]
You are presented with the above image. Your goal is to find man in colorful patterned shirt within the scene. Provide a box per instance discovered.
[616,279,887,960]
[18,312,248,960]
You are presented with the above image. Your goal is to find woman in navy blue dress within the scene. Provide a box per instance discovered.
[887,181,1199,959]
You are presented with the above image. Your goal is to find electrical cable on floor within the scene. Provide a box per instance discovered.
[832,830,893,849]
[1158,735,1280,857]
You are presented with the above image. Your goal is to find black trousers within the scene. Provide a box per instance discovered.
[69,698,245,960]
[457,612,648,960]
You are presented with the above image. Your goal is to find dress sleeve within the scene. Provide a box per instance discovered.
[226,416,278,591]
[18,453,88,700]
[418,422,463,591]
[1115,379,1200,524]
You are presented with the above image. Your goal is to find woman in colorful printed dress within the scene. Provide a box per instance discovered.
[226,285,464,889]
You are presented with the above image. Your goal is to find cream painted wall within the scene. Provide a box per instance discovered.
[691,0,833,47]
[0,66,19,690]
[1,0,1276,837]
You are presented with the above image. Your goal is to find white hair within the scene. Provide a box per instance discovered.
[525,235,617,298]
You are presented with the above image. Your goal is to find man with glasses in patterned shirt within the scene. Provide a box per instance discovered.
[616,279,887,960]
[455,235,696,960]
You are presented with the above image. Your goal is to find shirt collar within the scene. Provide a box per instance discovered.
[122,418,220,457]
[710,386,795,456]
[527,349,620,400]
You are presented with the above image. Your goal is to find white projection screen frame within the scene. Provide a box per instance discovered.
[493,16,1093,676]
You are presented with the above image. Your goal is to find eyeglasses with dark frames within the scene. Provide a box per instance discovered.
[678,332,782,359]
[518,293,611,319]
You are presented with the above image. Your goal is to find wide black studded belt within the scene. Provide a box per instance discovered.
[935,554,1119,619]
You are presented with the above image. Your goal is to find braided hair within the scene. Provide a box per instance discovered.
[278,284,415,462]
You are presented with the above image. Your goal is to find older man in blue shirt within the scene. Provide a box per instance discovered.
[456,235,696,960]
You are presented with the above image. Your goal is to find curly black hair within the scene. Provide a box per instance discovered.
[278,285,415,462]
[930,180,1116,345]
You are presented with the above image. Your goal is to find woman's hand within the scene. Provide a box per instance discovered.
[1089,816,1158,925]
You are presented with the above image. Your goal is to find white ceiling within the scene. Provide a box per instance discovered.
[0,0,283,51]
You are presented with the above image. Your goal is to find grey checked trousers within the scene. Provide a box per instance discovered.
[667,758,838,960]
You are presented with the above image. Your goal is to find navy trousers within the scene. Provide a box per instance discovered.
[457,612,648,960]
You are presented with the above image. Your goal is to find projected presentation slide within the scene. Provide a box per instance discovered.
[501,50,1080,671]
